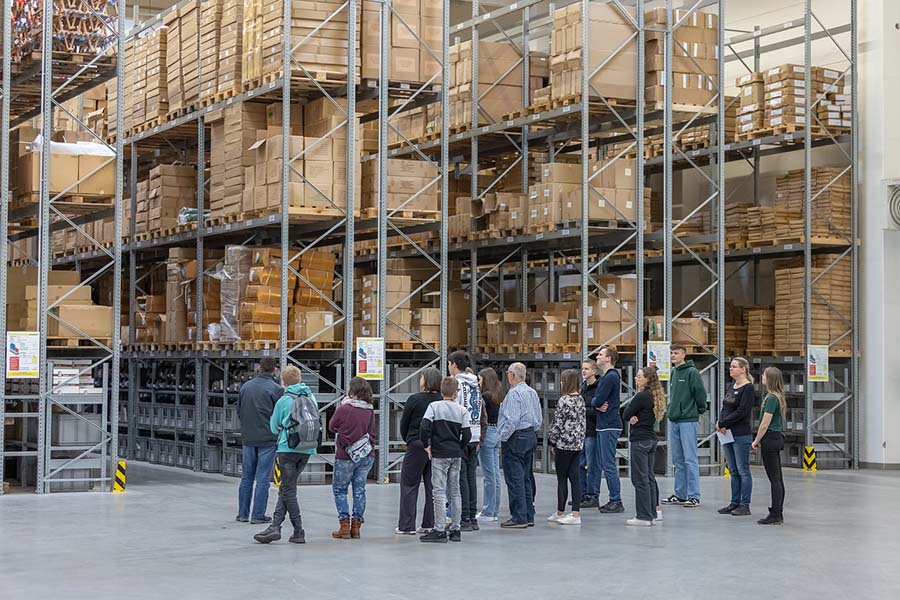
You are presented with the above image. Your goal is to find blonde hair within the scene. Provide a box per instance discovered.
[640,366,666,422]
[281,365,301,386]
[732,356,753,384]
[763,367,787,418]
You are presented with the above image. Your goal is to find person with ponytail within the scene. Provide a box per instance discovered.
[622,366,666,526]
[752,367,786,525]
[717,357,756,517]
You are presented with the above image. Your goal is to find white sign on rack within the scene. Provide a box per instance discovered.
[807,345,829,382]
[6,331,40,379]
[356,337,385,381]
[647,341,672,381]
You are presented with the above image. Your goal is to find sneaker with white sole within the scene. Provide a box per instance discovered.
[416,527,433,534]
[476,513,499,522]
[662,495,686,505]
[547,513,564,522]
[683,498,701,508]
[557,514,582,525]
[656,510,663,522]
[625,518,654,527]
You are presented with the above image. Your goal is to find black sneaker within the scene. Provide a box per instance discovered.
[717,503,739,514]
[598,501,625,514]
[448,529,462,542]
[250,516,272,525]
[470,520,479,531]
[527,521,534,527]
[289,530,306,543]
[235,515,249,523]
[730,505,752,516]
[460,521,474,532]
[683,498,701,508]
[662,495,686,505]
[420,529,448,543]
[580,497,600,508]
[500,519,529,529]
[253,525,282,544]
[757,513,783,525]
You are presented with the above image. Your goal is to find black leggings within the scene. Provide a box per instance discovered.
[554,448,582,512]
[760,431,785,516]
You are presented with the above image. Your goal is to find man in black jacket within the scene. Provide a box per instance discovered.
[237,356,283,524]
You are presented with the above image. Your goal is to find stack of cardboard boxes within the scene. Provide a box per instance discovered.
[449,40,524,129]
[219,245,253,341]
[125,28,168,133]
[216,0,244,96]
[777,167,851,239]
[135,293,167,343]
[645,8,718,105]
[358,274,412,342]
[361,0,441,83]
[209,103,267,219]
[361,158,439,213]
[646,314,712,348]
[745,306,775,353]
[199,0,224,103]
[148,165,196,231]
[725,203,753,247]
[165,0,201,115]
[291,250,337,343]
[550,3,637,102]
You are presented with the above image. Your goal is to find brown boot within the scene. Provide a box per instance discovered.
[332,518,351,539]
[350,518,362,539]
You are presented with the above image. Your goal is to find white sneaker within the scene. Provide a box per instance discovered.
[547,513,563,522]
[476,512,498,522]
[557,514,582,525]
[416,527,432,534]
[656,510,663,522]
[626,518,654,527]
[395,528,416,535]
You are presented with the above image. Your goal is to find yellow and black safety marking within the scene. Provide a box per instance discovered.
[803,446,817,471]
[724,466,730,477]
[113,461,126,492]
[273,461,282,488]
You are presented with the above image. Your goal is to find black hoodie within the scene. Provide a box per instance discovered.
[581,379,599,437]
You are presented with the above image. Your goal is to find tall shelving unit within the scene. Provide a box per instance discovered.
[2,0,859,495]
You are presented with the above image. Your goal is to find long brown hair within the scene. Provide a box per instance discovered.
[763,366,787,418]
[560,369,581,397]
[478,367,503,404]
[639,366,666,422]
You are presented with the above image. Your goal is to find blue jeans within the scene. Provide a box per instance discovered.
[238,444,276,520]
[501,429,537,524]
[332,455,375,521]
[722,434,753,506]
[578,434,602,499]
[479,425,502,518]
[668,420,701,500]
[597,429,622,503]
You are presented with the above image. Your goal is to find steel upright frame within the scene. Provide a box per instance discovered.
[0,0,10,495]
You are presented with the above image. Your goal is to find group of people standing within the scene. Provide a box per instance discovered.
[235,343,788,545]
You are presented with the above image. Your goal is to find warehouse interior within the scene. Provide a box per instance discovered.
[1,0,899,596]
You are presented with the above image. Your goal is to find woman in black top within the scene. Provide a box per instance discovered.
[396,366,442,534]
[623,366,666,526]
[717,356,756,516]
[477,367,503,521]
[579,360,601,507]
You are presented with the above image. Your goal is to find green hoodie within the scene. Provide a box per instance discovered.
[269,383,318,454]
[666,360,707,422]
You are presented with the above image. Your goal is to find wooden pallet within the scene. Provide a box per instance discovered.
[359,208,440,224]
[46,337,113,348]
[385,341,416,350]
[287,340,344,350]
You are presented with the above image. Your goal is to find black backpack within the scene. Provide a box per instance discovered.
[280,391,321,451]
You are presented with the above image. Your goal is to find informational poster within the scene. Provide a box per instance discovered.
[647,341,671,380]
[356,337,385,380]
[6,331,40,379]
[807,345,829,382]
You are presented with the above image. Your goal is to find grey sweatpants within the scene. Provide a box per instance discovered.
[431,457,462,532]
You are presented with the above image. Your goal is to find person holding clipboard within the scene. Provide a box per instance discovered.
[716,357,756,517]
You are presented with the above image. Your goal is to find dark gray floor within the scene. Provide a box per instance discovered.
[1,463,899,599]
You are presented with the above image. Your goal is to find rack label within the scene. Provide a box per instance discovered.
[6,331,39,379]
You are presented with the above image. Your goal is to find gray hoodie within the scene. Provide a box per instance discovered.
[455,372,483,444]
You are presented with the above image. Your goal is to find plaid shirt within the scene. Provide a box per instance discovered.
[497,381,543,442]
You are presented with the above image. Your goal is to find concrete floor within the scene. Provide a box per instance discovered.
[1,463,899,600]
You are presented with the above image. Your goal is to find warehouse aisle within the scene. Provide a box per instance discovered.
[1,464,898,599]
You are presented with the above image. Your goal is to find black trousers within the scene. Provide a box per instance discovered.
[272,453,311,530]
[629,438,659,522]
[398,440,435,531]
[459,442,479,522]
[760,431,785,516]
[554,448,582,512]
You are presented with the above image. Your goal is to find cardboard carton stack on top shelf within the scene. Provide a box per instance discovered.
[125,28,168,133]
[550,3,637,103]
[745,306,775,353]
[208,103,267,219]
[216,0,244,96]
[199,0,224,104]
[449,40,524,129]
[361,0,441,83]
[645,8,718,106]
[361,158,439,215]
[242,0,361,88]
[165,1,201,115]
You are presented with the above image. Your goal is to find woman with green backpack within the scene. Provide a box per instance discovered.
[253,365,319,545]
[329,377,378,540]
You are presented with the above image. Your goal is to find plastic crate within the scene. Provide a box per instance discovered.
[176,442,194,469]
[203,444,223,473]
[207,407,224,434]
[138,402,152,427]
[223,447,243,477]
[176,405,194,430]
[224,406,240,433]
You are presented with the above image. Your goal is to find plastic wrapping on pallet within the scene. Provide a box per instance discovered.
[216,245,253,341]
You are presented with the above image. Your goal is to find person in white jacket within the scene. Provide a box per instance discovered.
[448,351,486,531]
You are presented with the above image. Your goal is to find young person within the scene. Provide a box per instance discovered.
[396,367,442,535]
[752,366,786,525]
[717,357,756,517]
[624,367,666,527]
[662,343,707,508]
[592,346,624,514]
[498,362,542,529]
[477,367,503,522]
[448,351,486,531]
[329,378,377,540]
[578,360,602,508]
[548,369,585,525]
[236,356,282,524]
[419,377,472,543]
[253,366,317,544]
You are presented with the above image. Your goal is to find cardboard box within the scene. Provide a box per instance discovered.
[49,305,113,338]
[528,314,569,345]
[78,154,116,195]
